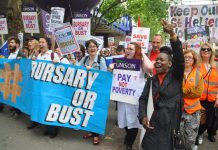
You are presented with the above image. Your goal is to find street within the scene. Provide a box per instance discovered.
[0,101,217,150]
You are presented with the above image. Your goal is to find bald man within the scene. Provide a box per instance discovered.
[148,34,162,75]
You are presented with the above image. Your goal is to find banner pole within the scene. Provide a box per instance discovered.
[1,34,4,44]
[51,32,56,51]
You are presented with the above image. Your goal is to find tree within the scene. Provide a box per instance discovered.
[92,0,169,39]
[91,0,127,34]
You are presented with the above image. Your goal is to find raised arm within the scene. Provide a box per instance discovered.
[161,20,185,81]
[141,52,154,73]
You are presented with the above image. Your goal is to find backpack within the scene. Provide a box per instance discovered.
[83,55,105,70]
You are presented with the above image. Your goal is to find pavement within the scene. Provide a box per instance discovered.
[0,101,218,150]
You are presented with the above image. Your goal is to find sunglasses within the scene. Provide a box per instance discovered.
[201,48,212,52]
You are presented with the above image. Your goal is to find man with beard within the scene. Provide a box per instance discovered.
[0,36,26,117]
[7,36,26,59]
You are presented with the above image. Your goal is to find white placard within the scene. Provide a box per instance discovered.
[169,5,218,42]
[131,27,150,53]
[0,18,8,34]
[49,7,65,32]
[22,12,39,33]
[72,18,91,38]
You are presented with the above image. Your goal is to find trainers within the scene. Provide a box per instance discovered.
[208,135,216,142]
[192,145,198,150]
[198,135,203,145]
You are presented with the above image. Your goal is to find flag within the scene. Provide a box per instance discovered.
[138,16,142,27]
[0,41,9,57]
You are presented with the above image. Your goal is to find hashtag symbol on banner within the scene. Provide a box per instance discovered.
[0,63,22,103]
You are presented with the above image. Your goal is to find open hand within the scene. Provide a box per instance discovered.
[142,117,154,130]
[86,66,92,70]
[160,20,175,36]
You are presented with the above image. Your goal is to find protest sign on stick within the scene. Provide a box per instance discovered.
[0,13,8,35]
[49,7,65,32]
[21,4,39,33]
[54,25,79,55]
[131,27,150,53]
[169,5,218,42]
[110,58,143,105]
[184,25,209,53]
[72,18,91,37]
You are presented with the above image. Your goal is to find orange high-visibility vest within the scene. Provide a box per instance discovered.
[198,63,218,102]
[183,68,202,114]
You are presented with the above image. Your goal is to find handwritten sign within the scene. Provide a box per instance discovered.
[169,5,218,41]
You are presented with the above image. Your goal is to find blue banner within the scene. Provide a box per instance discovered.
[0,59,112,134]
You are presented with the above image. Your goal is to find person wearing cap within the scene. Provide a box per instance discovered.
[139,20,185,150]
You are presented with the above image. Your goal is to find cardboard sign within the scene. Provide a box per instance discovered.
[49,7,65,32]
[72,18,91,37]
[110,58,143,104]
[22,11,39,33]
[131,27,150,53]
[0,18,8,34]
[108,37,115,47]
[54,25,79,55]
[185,26,209,53]
[169,5,218,41]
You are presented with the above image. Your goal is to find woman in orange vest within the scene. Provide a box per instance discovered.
[196,43,218,145]
[180,50,204,150]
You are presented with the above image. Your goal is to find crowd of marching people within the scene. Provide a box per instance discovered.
[0,20,218,150]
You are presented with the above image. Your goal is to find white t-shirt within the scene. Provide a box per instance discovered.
[8,49,19,59]
[60,57,70,64]
[37,50,60,62]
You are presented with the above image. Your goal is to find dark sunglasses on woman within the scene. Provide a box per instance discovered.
[201,48,212,51]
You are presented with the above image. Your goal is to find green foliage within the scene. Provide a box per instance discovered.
[93,0,169,40]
